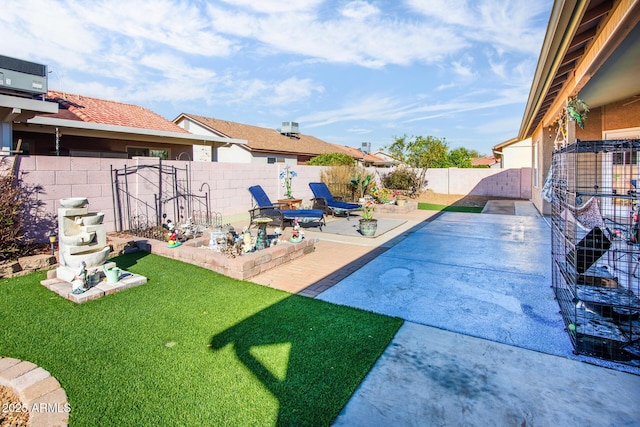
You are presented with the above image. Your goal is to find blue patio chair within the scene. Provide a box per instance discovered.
[248,185,325,230]
[309,182,361,218]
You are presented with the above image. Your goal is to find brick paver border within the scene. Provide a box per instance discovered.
[0,357,69,426]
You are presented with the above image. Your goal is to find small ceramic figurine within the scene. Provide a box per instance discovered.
[242,230,253,253]
[167,228,182,248]
[71,261,87,294]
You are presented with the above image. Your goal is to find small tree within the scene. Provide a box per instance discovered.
[385,135,450,196]
[448,147,473,168]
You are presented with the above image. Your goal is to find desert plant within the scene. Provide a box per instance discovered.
[319,166,356,200]
[350,168,373,200]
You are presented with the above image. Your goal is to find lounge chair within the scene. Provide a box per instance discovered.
[309,182,361,218]
[248,185,325,230]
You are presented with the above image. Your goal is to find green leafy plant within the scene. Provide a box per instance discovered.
[566,97,589,129]
[361,201,375,220]
[308,153,355,166]
[350,169,373,200]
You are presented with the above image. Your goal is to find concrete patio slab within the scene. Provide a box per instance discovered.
[332,322,640,426]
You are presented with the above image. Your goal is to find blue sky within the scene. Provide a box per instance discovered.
[2,0,552,156]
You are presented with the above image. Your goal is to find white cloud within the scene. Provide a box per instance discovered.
[272,77,324,104]
[407,0,550,55]
[451,61,474,79]
[74,0,236,57]
[346,127,373,135]
[489,59,507,79]
[299,95,410,127]
[206,3,467,68]
[218,0,323,14]
[437,82,457,91]
[340,1,381,20]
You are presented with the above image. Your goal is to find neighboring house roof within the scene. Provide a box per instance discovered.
[471,156,498,167]
[330,143,390,166]
[177,114,339,157]
[23,92,241,145]
[492,137,519,153]
[42,91,188,133]
[519,0,640,139]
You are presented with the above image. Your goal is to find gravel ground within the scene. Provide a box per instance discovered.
[0,386,29,427]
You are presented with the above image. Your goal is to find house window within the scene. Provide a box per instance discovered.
[267,157,276,164]
[613,152,638,165]
[127,147,169,159]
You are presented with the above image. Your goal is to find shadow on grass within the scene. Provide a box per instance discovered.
[210,296,402,426]
[108,251,151,270]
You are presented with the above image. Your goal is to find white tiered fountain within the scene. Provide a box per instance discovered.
[41,197,147,303]
[57,197,110,273]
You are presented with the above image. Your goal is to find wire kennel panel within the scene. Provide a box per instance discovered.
[551,140,640,365]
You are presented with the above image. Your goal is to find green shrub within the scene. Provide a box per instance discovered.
[382,168,420,191]
[308,153,355,166]
[0,174,30,260]
[0,164,54,262]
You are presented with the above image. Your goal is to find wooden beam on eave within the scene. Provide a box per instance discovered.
[578,0,614,29]
[560,46,585,66]
[569,26,598,49]
[554,62,575,78]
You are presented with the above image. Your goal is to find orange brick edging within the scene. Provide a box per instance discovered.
[0,357,70,426]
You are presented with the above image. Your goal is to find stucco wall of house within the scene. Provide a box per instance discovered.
[14,155,532,241]
[502,138,532,169]
[217,144,252,163]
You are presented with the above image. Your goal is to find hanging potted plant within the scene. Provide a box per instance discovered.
[359,201,377,237]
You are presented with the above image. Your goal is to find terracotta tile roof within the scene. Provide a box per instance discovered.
[471,156,497,166]
[43,90,188,133]
[183,114,342,156]
[330,143,388,164]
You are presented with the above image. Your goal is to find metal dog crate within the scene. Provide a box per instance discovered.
[551,140,640,365]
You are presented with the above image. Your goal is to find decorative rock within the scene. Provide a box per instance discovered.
[18,254,57,271]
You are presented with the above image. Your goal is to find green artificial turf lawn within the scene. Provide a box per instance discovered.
[0,253,403,426]
[418,202,484,213]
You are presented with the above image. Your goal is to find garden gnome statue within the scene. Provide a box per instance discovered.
[71,261,87,294]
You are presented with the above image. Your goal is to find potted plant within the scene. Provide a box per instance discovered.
[359,201,377,237]
[393,190,407,206]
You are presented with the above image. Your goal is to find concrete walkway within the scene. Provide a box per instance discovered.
[247,201,640,426]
